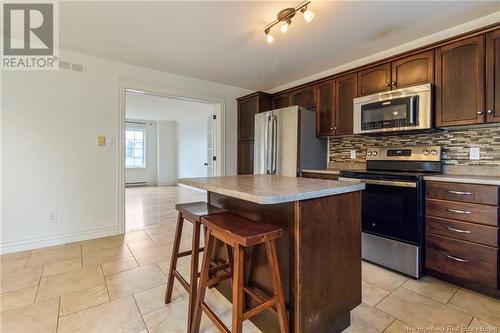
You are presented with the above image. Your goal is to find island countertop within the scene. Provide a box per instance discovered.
[178,174,365,204]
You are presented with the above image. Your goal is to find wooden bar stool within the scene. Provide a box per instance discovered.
[165,201,229,332]
[191,213,289,333]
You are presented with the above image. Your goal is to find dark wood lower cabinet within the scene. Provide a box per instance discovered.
[302,171,338,180]
[426,182,499,297]
[208,191,361,333]
[426,234,498,289]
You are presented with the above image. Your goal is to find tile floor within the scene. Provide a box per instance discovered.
[1,186,499,333]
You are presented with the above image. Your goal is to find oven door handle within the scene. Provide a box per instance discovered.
[338,177,417,188]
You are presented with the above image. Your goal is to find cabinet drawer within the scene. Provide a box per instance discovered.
[426,234,498,288]
[302,172,322,179]
[426,216,498,247]
[426,199,498,226]
[427,181,498,206]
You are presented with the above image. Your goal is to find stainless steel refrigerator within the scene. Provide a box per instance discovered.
[254,106,327,177]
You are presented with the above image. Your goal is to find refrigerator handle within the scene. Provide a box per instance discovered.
[266,116,272,174]
[272,116,278,174]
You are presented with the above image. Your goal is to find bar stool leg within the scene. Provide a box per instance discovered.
[165,212,184,304]
[191,228,215,333]
[232,244,245,333]
[187,221,201,332]
[265,240,290,333]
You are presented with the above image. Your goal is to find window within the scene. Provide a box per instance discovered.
[125,129,146,168]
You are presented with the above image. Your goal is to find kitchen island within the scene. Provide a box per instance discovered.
[178,175,364,333]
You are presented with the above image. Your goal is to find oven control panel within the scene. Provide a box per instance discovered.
[366,146,441,161]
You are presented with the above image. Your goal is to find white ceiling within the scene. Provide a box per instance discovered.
[60,1,499,91]
[125,92,213,121]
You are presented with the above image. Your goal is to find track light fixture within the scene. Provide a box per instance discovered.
[264,1,314,43]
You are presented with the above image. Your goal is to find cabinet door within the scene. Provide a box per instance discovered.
[291,85,316,109]
[238,97,258,141]
[237,141,254,175]
[335,73,357,136]
[357,63,391,96]
[272,93,291,109]
[435,35,485,127]
[391,50,434,89]
[486,28,500,123]
[315,80,335,137]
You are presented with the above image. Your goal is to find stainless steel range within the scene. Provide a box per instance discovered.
[339,146,442,278]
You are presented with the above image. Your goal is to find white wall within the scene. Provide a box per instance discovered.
[124,119,158,185]
[157,121,178,185]
[1,48,251,253]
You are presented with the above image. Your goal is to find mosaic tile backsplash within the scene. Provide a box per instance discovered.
[328,126,500,166]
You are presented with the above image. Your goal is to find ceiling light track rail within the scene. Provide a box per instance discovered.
[264,1,314,44]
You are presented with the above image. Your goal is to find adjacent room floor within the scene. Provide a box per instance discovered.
[1,186,499,333]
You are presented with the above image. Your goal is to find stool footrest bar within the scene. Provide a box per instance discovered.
[173,270,190,292]
[207,272,232,288]
[243,287,279,316]
[201,302,231,333]
[243,296,278,321]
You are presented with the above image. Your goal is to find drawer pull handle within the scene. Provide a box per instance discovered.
[447,226,471,234]
[446,254,468,263]
[447,190,471,195]
[447,209,471,215]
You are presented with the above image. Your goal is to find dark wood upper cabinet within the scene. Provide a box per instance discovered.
[391,50,434,89]
[315,80,335,137]
[272,93,291,109]
[435,35,486,127]
[335,73,357,136]
[357,63,391,96]
[237,92,272,175]
[486,28,500,123]
[237,97,258,141]
[291,85,316,109]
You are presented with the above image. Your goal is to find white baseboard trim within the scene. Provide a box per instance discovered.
[0,226,120,254]
[157,182,177,186]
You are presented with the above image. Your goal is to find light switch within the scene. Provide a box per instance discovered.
[97,136,106,146]
[350,150,356,159]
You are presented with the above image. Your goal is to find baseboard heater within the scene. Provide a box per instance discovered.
[125,182,148,187]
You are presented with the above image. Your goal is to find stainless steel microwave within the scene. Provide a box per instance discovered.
[353,83,432,134]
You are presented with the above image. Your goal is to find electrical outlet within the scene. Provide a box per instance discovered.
[469,146,480,160]
[350,150,356,159]
[49,212,58,224]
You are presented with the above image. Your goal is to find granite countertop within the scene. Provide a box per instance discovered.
[178,175,365,204]
[424,174,500,186]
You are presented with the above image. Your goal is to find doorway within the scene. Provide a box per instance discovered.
[118,79,225,232]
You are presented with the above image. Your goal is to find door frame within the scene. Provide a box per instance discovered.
[117,77,226,233]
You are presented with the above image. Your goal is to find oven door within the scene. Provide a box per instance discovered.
[339,177,420,245]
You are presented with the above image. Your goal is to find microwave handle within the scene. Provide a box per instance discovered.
[409,95,418,124]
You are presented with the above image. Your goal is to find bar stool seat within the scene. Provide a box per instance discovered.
[191,213,289,333]
[165,201,229,333]
[175,202,227,223]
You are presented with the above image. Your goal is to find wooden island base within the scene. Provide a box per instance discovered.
[208,190,362,333]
